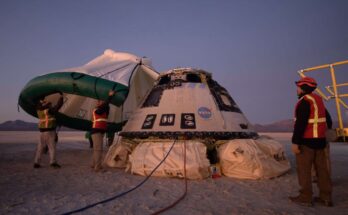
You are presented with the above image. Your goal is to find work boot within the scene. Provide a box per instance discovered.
[313,197,333,207]
[289,196,313,207]
[33,163,41,168]
[50,163,61,169]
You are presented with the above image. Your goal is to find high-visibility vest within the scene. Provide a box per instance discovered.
[37,109,56,129]
[295,93,327,138]
[92,109,108,130]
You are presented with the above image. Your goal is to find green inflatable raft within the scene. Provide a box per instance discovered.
[18,72,129,132]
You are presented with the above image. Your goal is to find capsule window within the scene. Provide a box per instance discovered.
[158,76,171,85]
[207,78,242,113]
[141,87,164,108]
[186,74,202,83]
[220,94,232,107]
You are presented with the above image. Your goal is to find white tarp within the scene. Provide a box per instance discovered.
[129,141,211,180]
[53,49,159,124]
[105,136,290,180]
[104,137,134,168]
[218,137,290,179]
[59,49,156,86]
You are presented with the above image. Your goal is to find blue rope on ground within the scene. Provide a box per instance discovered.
[61,139,177,215]
[151,140,188,215]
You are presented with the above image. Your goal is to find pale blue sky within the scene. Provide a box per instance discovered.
[1,0,347,124]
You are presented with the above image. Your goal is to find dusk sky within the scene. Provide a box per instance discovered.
[1,0,347,124]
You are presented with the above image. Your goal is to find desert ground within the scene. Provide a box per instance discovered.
[0,131,347,215]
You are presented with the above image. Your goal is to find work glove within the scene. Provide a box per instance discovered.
[291,144,301,155]
[108,90,115,97]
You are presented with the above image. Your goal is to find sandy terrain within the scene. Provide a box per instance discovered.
[0,131,347,215]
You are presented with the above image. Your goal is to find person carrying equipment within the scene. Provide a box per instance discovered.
[33,92,64,169]
[90,90,115,172]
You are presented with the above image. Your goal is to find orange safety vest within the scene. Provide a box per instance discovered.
[295,93,327,138]
[92,109,108,130]
[37,109,56,129]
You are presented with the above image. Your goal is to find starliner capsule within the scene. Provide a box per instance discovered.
[105,68,291,180]
[121,68,257,140]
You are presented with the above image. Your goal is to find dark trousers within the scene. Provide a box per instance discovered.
[91,132,104,170]
[296,145,332,201]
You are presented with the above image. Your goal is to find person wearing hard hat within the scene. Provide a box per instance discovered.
[289,77,333,207]
[33,93,64,169]
[90,90,115,172]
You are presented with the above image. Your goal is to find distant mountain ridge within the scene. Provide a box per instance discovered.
[253,119,339,133]
[253,119,294,132]
[0,120,37,131]
[0,120,75,131]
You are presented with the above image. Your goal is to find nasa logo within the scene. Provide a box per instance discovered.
[198,107,212,119]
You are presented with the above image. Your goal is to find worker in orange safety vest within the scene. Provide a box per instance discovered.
[289,76,333,207]
[90,90,115,172]
[34,92,64,169]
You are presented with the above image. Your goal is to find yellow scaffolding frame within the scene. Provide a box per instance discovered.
[298,59,348,142]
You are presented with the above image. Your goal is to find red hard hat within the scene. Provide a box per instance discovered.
[295,77,317,87]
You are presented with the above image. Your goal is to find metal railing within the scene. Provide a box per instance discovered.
[298,60,348,141]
